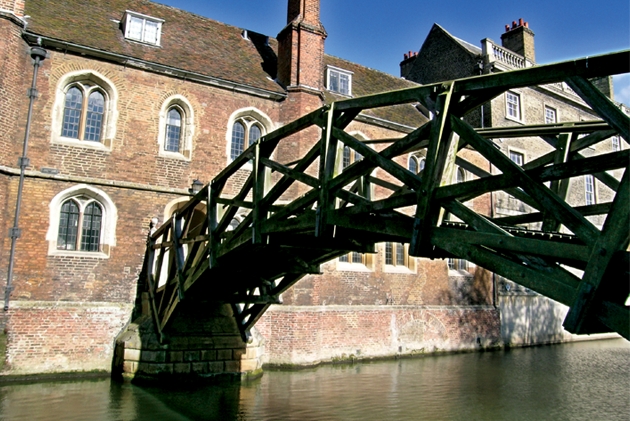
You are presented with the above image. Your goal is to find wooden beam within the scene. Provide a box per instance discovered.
[451,116,600,245]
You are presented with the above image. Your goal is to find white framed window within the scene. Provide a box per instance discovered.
[506,91,522,121]
[585,174,595,205]
[408,155,425,174]
[337,250,373,271]
[47,185,117,257]
[544,106,557,124]
[157,95,195,159]
[326,66,353,96]
[612,136,621,152]
[509,150,524,166]
[51,70,118,150]
[226,108,273,165]
[123,11,164,45]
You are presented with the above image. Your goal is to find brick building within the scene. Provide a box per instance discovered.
[0,0,617,377]
[401,21,625,346]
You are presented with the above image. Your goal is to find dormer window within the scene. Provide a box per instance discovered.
[326,66,353,96]
[123,11,163,46]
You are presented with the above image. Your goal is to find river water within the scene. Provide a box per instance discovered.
[0,338,628,421]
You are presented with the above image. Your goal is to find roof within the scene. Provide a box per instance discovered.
[24,0,425,128]
[323,55,426,128]
[431,24,481,57]
[25,0,284,95]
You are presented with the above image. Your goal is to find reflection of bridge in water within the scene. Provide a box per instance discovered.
[137,51,629,361]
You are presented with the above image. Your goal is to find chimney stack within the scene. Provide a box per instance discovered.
[277,0,327,91]
[501,18,535,63]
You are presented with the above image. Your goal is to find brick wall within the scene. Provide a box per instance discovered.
[5,301,132,375]
[258,305,501,365]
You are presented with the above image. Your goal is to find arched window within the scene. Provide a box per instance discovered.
[47,185,117,257]
[61,83,106,142]
[158,95,195,159]
[456,167,466,184]
[230,119,263,160]
[165,107,182,152]
[408,156,418,174]
[52,70,118,149]
[342,145,362,169]
[57,198,103,252]
[226,108,273,165]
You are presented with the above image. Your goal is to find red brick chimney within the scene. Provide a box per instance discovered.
[501,18,535,63]
[0,0,25,17]
[277,0,327,91]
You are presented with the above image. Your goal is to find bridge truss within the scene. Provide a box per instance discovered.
[140,51,629,342]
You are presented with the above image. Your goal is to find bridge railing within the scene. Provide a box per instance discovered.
[140,50,630,341]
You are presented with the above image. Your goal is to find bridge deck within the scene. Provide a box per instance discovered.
[139,51,630,342]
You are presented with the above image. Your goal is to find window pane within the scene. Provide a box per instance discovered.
[329,71,339,92]
[339,73,350,95]
[351,252,363,264]
[456,168,465,183]
[249,124,261,146]
[143,20,158,43]
[506,92,520,119]
[419,158,425,172]
[128,16,143,40]
[385,242,393,265]
[408,156,417,174]
[62,87,83,139]
[84,91,104,141]
[58,200,79,250]
[81,202,102,251]
[165,108,182,152]
[396,243,405,266]
[585,174,595,205]
[342,146,351,169]
[612,136,620,152]
[545,107,556,124]
[339,253,349,262]
[231,122,245,160]
[509,151,524,166]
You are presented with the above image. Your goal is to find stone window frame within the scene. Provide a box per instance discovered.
[505,90,523,123]
[225,107,274,166]
[46,184,117,258]
[326,65,353,97]
[383,242,416,273]
[51,70,119,151]
[122,10,164,46]
[157,95,195,160]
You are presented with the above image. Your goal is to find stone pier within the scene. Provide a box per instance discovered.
[113,295,264,383]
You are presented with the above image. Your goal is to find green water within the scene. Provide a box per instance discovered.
[0,339,628,420]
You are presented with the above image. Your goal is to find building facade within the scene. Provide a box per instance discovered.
[0,0,617,378]
[401,20,625,347]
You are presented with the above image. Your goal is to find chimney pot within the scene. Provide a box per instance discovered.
[404,53,408,60]
[519,18,524,26]
[524,21,529,28]
[505,24,510,32]
[512,21,517,29]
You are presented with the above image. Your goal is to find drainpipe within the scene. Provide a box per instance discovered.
[4,46,47,311]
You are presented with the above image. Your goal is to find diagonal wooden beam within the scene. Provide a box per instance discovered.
[451,116,599,245]
[565,75,630,142]
[563,170,630,334]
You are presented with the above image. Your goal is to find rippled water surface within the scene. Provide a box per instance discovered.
[0,339,628,420]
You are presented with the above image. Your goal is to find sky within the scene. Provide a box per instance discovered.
[157,0,630,105]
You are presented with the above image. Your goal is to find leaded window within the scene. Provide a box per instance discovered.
[230,119,263,161]
[57,198,102,252]
[165,107,182,152]
[61,83,106,142]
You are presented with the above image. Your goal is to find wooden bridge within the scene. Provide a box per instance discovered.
[139,51,630,344]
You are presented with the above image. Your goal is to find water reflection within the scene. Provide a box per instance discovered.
[0,339,627,420]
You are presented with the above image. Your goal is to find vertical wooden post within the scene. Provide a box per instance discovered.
[207,181,219,269]
[252,140,267,245]
[316,104,338,237]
